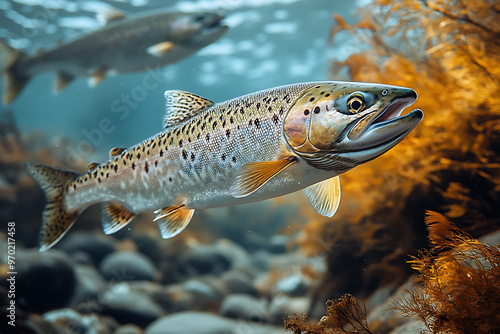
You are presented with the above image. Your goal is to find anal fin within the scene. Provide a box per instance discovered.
[302,176,341,218]
[230,156,298,198]
[101,202,136,234]
[153,204,194,239]
[56,72,75,92]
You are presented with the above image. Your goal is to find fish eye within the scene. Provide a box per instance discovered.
[381,89,388,96]
[194,13,207,22]
[347,94,365,114]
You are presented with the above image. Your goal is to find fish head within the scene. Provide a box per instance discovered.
[169,12,228,46]
[283,82,423,172]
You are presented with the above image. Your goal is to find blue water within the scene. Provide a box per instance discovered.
[1,0,363,168]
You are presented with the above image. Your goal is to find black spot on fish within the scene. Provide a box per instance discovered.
[168,177,172,182]
[213,121,217,130]
[160,149,164,157]
[182,150,188,160]
[254,118,261,128]
[98,177,101,183]
[208,116,213,123]
[201,123,206,131]
[240,107,245,114]
[256,103,261,110]
[73,184,76,190]
[325,93,330,97]
[197,133,201,140]
[93,170,98,177]
[232,156,237,163]
[222,120,226,128]
[100,172,104,177]
[169,138,174,145]
[179,140,183,147]
[230,117,234,124]
[226,129,231,138]
[131,162,136,170]
[272,114,279,124]
[137,153,141,159]
[309,97,315,102]
[152,142,156,149]
[144,162,149,173]
[113,165,118,173]
[206,133,210,142]
[106,173,109,179]
[248,119,253,126]
[188,137,191,143]
[219,115,223,121]
[155,160,158,167]
[304,109,310,116]
[315,85,320,88]
[314,106,320,114]
[190,152,195,161]
[279,106,285,115]
[221,153,226,161]
[320,91,325,95]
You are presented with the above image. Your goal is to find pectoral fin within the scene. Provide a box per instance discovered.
[153,205,194,239]
[147,41,174,57]
[302,176,341,218]
[230,156,298,198]
[101,203,136,234]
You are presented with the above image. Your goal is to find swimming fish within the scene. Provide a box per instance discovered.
[27,81,423,251]
[0,10,228,104]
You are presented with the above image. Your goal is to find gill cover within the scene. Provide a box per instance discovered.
[283,83,373,153]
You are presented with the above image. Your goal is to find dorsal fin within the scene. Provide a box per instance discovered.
[109,147,125,157]
[97,8,126,24]
[163,90,214,130]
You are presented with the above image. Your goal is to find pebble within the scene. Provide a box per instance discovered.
[15,250,76,313]
[145,311,287,334]
[220,294,268,322]
[56,232,116,266]
[99,251,157,281]
[98,284,165,328]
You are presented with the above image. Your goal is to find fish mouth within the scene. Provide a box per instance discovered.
[203,14,228,32]
[337,92,423,162]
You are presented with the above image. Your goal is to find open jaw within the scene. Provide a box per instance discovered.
[338,97,423,161]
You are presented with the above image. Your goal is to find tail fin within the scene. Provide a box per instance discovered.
[26,163,81,252]
[0,40,29,104]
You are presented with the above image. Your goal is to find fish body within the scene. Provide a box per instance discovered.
[0,10,227,104]
[27,81,423,251]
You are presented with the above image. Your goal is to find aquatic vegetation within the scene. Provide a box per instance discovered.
[297,0,500,303]
[284,294,373,334]
[396,211,500,333]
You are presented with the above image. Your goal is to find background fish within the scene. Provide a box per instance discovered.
[27,81,423,251]
[0,9,228,104]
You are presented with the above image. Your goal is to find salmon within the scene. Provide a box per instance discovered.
[27,81,423,251]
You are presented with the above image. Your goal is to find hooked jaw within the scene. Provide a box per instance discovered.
[336,88,423,163]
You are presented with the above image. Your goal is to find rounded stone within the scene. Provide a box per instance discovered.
[99,251,157,281]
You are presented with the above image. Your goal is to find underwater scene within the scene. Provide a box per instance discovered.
[1,0,499,333]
